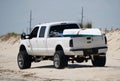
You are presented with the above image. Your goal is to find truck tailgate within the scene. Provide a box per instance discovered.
[72,36,106,49]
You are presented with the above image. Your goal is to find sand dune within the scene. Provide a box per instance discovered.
[106,30,120,59]
[0,30,120,81]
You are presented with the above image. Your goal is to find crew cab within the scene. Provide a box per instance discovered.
[17,21,107,69]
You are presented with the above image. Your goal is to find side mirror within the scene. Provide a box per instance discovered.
[21,32,26,39]
[21,32,30,39]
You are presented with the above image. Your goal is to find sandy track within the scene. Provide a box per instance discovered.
[0,54,120,81]
[0,30,120,81]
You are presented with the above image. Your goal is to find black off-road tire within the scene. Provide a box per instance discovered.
[54,51,68,69]
[91,55,106,67]
[17,51,32,69]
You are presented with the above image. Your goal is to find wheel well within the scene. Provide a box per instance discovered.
[56,45,63,51]
[19,45,26,51]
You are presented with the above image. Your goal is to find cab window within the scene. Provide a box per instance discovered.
[49,24,79,37]
[39,26,46,37]
[29,27,39,39]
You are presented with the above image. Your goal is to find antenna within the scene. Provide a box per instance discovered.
[81,7,83,25]
[29,10,32,33]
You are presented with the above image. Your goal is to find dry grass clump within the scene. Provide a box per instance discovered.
[80,22,92,28]
[0,32,20,41]
[84,22,92,28]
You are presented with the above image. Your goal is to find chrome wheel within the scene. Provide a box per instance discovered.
[54,54,60,68]
[18,54,24,68]
[17,51,32,69]
[53,51,68,69]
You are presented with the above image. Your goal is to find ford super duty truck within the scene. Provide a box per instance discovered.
[17,21,107,69]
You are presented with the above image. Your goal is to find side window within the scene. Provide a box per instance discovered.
[39,26,46,37]
[30,27,39,38]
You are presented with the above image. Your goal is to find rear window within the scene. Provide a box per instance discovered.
[49,24,79,37]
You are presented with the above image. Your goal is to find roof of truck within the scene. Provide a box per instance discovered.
[35,21,80,27]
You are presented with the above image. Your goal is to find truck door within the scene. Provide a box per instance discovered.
[37,26,47,55]
[29,27,39,55]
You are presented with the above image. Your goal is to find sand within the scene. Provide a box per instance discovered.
[0,30,120,81]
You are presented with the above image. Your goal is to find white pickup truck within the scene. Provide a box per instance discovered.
[17,21,107,69]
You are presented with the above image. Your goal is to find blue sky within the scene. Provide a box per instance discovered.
[0,0,120,35]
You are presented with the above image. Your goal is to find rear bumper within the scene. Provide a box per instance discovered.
[70,47,107,51]
[67,46,108,56]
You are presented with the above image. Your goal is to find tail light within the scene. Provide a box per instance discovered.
[69,39,73,47]
[105,36,107,44]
